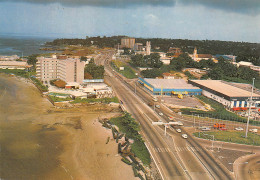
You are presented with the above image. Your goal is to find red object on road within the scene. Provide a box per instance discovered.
[213,123,226,129]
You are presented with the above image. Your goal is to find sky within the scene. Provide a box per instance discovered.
[0,0,260,42]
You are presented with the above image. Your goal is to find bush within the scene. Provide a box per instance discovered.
[110,113,151,166]
[70,97,119,104]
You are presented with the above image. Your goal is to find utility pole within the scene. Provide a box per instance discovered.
[245,78,255,138]
[135,81,137,94]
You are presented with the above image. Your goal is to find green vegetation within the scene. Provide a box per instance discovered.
[84,59,104,79]
[130,53,162,68]
[46,36,260,62]
[184,71,197,79]
[181,96,259,126]
[111,60,137,79]
[193,131,260,146]
[48,95,72,102]
[0,69,29,78]
[71,97,119,104]
[110,113,151,165]
[30,77,48,92]
[27,54,39,70]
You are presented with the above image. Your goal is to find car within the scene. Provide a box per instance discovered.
[168,116,174,121]
[159,112,163,116]
[235,127,244,131]
[201,127,211,131]
[249,128,258,133]
[176,129,181,133]
[177,121,183,126]
[155,105,160,108]
[182,134,188,139]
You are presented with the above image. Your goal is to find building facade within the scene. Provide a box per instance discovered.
[0,61,31,70]
[36,55,85,84]
[190,47,213,62]
[138,78,202,96]
[121,37,135,49]
[189,80,260,109]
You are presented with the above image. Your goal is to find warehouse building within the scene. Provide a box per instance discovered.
[188,80,260,109]
[138,78,202,96]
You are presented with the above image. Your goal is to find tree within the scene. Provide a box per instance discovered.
[141,69,162,78]
[80,56,87,61]
[84,59,104,79]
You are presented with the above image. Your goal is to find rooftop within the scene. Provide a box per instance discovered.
[190,80,260,98]
[144,78,200,90]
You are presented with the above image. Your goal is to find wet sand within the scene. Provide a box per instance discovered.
[0,74,136,180]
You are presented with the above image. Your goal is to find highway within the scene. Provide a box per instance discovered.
[96,51,233,180]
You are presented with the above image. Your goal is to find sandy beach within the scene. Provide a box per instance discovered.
[0,74,136,180]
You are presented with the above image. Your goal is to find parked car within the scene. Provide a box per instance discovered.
[168,116,174,121]
[177,121,183,126]
[235,127,244,131]
[201,127,211,131]
[249,128,258,133]
[159,112,163,116]
[176,129,181,133]
[155,105,160,108]
[182,134,188,139]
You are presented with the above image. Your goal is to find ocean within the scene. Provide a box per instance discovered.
[0,35,56,56]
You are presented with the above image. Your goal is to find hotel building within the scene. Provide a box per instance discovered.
[36,55,85,84]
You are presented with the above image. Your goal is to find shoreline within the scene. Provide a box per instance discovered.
[0,74,136,180]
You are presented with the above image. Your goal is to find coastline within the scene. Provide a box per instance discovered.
[0,74,136,180]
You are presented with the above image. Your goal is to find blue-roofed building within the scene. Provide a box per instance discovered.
[138,77,202,96]
[214,54,236,61]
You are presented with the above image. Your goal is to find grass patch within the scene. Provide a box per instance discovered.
[193,131,260,146]
[180,95,260,126]
[110,113,151,166]
[111,60,137,79]
[48,95,72,102]
[0,69,30,78]
[70,97,119,104]
[30,77,48,92]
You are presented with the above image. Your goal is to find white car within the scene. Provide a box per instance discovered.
[159,112,163,116]
[201,127,211,131]
[176,129,181,133]
[249,128,258,133]
[182,134,188,139]
[155,105,160,108]
[177,121,183,126]
[235,127,244,131]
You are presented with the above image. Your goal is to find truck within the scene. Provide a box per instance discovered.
[213,123,226,129]
[178,94,183,99]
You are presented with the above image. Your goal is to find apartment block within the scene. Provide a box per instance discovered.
[36,55,85,84]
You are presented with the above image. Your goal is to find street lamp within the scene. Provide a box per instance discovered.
[245,78,255,138]
[228,162,248,180]
[204,134,214,151]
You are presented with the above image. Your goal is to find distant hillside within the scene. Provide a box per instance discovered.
[45,36,260,65]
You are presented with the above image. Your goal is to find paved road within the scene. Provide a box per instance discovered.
[101,51,234,180]
[235,153,260,180]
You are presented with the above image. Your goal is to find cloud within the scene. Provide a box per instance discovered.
[0,0,176,8]
[1,0,259,15]
[179,0,260,15]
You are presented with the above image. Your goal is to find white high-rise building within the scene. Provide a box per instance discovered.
[146,41,151,55]
[36,55,85,84]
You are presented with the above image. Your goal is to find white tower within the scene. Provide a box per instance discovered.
[146,41,151,55]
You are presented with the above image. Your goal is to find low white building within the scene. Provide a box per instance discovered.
[0,55,20,61]
[189,80,260,109]
[0,61,31,69]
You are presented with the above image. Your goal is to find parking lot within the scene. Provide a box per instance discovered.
[161,96,205,109]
